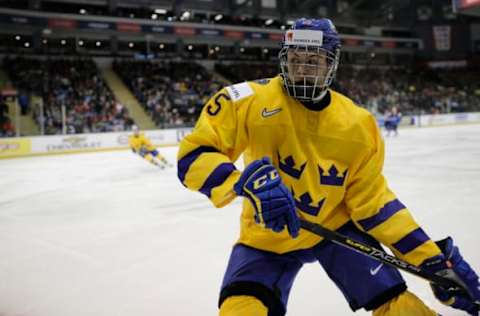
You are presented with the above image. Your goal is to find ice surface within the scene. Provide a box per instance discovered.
[0,124,479,316]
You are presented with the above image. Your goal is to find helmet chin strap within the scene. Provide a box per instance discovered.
[311,89,328,103]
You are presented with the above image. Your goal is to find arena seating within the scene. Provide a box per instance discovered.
[3,56,135,135]
[216,62,480,116]
[3,56,479,137]
[0,96,14,137]
[113,60,223,128]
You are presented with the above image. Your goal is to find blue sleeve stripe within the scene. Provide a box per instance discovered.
[358,199,406,231]
[177,146,219,184]
[392,227,430,255]
[199,163,237,198]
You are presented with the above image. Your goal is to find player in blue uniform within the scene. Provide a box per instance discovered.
[384,107,402,137]
[177,18,480,316]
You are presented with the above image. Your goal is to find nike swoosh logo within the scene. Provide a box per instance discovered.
[370,263,384,276]
[262,107,282,118]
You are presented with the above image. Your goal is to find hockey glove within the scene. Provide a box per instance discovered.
[234,157,300,238]
[422,237,480,315]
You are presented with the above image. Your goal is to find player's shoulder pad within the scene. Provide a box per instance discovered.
[332,90,369,115]
[225,81,254,103]
[252,78,271,85]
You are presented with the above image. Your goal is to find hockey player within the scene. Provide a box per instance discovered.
[129,125,171,169]
[177,18,479,316]
[384,106,402,137]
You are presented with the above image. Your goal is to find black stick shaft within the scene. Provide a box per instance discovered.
[299,219,461,290]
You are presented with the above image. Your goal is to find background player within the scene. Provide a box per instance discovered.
[129,125,172,169]
[384,106,402,137]
[177,18,480,316]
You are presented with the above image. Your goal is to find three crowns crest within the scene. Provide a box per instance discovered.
[291,188,325,216]
[278,152,306,179]
[278,152,348,187]
[318,165,348,186]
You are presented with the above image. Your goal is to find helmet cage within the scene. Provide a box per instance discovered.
[279,44,339,103]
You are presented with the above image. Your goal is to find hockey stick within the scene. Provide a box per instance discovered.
[299,218,480,304]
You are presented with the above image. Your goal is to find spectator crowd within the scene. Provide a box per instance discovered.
[1,56,479,138]
[334,66,480,116]
[3,56,135,135]
[215,62,480,116]
[0,96,15,137]
[114,60,223,128]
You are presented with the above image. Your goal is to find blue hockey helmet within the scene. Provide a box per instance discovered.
[279,18,341,103]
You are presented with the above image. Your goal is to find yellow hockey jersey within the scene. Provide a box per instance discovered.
[129,133,155,152]
[177,76,440,266]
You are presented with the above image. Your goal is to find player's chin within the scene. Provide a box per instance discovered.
[294,81,316,86]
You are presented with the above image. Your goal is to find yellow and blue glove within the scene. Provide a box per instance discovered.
[422,237,480,315]
[234,157,299,238]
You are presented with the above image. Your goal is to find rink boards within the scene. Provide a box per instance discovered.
[2,111,480,159]
[0,127,193,159]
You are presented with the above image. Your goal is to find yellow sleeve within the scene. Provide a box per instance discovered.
[128,136,139,151]
[177,88,248,208]
[345,115,440,266]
